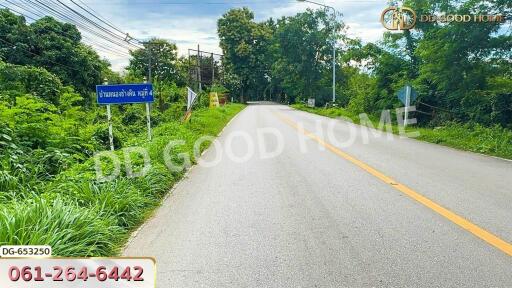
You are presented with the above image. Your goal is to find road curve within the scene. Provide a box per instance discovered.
[124,103,512,287]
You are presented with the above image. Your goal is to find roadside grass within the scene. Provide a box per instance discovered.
[292,104,512,160]
[0,104,245,256]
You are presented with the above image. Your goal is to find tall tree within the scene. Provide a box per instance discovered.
[127,38,179,84]
[127,38,180,111]
[272,9,343,102]
[0,11,109,97]
[218,8,273,102]
[0,9,33,65]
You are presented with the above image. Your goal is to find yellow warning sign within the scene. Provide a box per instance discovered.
[209,92,220,109]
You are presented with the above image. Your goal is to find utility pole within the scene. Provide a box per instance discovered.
[211,52,215,84]
[144,42,153,141]
[143,76,152,141]
[187,47,224,91]
[197,44,202,92]
[148,44,152,83]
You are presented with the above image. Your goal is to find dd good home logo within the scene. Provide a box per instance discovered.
[381,6,507,30]
[380,6,417,30]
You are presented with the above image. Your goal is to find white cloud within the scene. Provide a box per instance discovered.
[346,22,386,43]
[267,0,387,44]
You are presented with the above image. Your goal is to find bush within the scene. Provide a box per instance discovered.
[0,61,63,105]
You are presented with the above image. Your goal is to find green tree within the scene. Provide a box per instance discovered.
[1,11,111,97]
[0,9,33,65]
[30,17,107,96]
[272,9,343,102]
[218,8,273,102]
[0,61,63,105]
[128,38,180,111]
[127,38,179,83]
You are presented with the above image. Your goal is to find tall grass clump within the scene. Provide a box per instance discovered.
[0,198,123,256]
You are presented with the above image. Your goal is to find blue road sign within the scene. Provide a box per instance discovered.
[398,86,418,105]
[96,84,154,105]
[397,85,418,105]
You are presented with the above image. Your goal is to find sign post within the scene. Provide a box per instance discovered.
[106,105,114,151]
[145,102,152,141]
[184,87,198,122]
[404,85,411,127]
[307,98,315,108]
[96,83,154,149]
[103,80,114,151]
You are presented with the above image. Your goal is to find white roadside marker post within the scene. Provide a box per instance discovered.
[404,85,411,128]
[146,102,152,141]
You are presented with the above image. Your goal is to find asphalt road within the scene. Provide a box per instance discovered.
[124,103,512,287]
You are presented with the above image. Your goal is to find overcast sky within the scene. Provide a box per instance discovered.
[80,0,388,71]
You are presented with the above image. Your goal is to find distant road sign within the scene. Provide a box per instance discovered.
[96,84,154,105]
[187,87,198,110]
[397,85,417,105]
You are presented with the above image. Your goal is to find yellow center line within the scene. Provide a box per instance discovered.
[276,112,512,257]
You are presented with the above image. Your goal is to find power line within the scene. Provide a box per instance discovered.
[3,0,45,19]
[82,37,132,57]
[0,3,37,21]
[71,0,142,45]
[18,0,136,53]
[0,11,130,70]
[81,36,132,57]
[1,2,132,58]
[25,0,137,52]
[76,0,122,30]
[52,0,141,49]
[42,0,137,50]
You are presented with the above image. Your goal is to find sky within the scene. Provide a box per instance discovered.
[79,0,389,71]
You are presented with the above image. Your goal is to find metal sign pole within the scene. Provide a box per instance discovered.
[146,103,152,141]
[404,85,411,128]
[107,104,114,151]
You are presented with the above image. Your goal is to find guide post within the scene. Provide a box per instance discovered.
[405,85,411,127]
[397,85,418,128]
